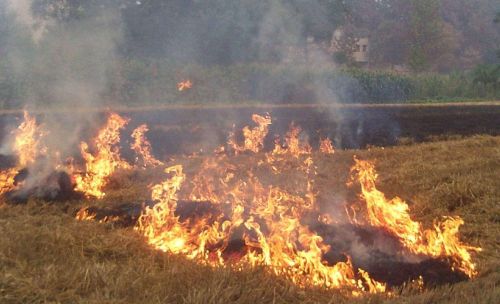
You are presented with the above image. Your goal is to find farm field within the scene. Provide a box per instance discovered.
[1,126,498,303]
[1,1,499,303]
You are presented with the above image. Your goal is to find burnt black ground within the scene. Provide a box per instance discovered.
[1,103,499,157]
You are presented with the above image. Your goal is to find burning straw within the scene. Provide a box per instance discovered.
[0,111,481,295]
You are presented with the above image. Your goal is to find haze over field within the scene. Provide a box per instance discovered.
[0,0,498,108]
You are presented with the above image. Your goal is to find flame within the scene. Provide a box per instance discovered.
[177,80,193,91]
[137,164,386,293]
[351,157,481,277]
[228,114,271,154]
[272,123,312,157]
[133,114,481,293]
[75,207,96,221]
[137,139,385,294]
[136,165,190,253]
[75,113,130,198]
[131,124,163,167]
[75,206,122,223]
[0,111,45,195]
[320,138,335,154]
[0,168,19,196]
[64,112,479,293]
[13,111,46,166]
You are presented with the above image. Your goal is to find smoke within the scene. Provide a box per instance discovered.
[249,0,361,149]
[0,0,365,198]
[256,0,302,63]
[3,1,124,110]
[5,0,49,43]
[1,0,124,199]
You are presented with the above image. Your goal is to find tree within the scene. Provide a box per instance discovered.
[119,0,348,65]
[288,0,347,42]
[408,0,452,71]
[496,12,500,59]
[32,0,126,22]
[25,0,350,65]
[367,0,412,67]
[364,0,457,71]
[362,0,500,71]
[440,0,500,67]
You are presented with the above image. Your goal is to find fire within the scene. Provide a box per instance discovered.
[75,206,96,221]
[133,114,481,294]
[13,111,46,167]
[272,123,312,157]
[320,138,335,154]
[0,111,45,195]
[177,80,193,91]
[351,158,481,277]
[228,114,271,153]
[0,168,19,196]
[75,206,122,223]
[136,161,386,293]
[136,165,189,253]
[136,118,387,294]
[75,113,130,198]
[131,124,163,167]
[1,110,477,294]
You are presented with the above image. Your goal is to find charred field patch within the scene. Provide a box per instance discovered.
[0,135,499,304]
[1,103,500,154]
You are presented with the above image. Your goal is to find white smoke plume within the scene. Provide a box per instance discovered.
[5,0,50,43]
[1,0,125,199]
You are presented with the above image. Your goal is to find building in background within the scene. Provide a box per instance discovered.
[330,28,370,67]
[352,37,369,64]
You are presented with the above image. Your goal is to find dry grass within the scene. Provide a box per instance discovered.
[1,135,499,304]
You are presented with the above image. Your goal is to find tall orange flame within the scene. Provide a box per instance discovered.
[272,123,312,157]
[75,113,130,198]
[320,138,335,154]
[0,111,45,195]
[13,111,46,167]
[0,168,19,196]
[229,114,272,154]
[69,112,479,293]
[136,157,385,294]
[351,157,481,277]
[131,124,163,167]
